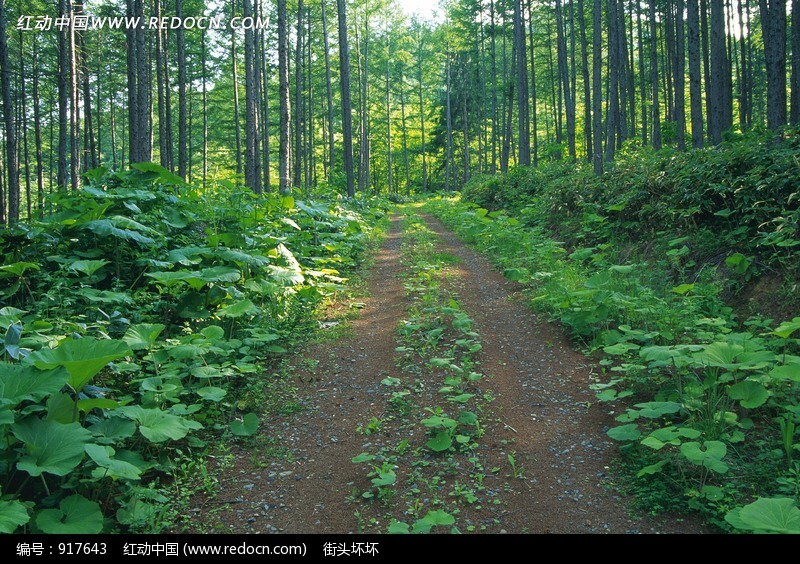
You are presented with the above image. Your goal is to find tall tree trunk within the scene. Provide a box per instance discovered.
[231,1,243,176]
[77,0,96,171]
[293,0,305,188]
[527,0,539,165]
[674,0,687,149]
[637,1,648,145]
[701,0,713,142]
[258,0,271,191]
[514,0,531,165]
[792,0,800,124]
[578,0,592,163]
[592,0,603,174]
[244,0,262,192]
[201,30,208,189]
[358,17,370,193]
[177,0,187,178]
[605,0,620,160]
[32,35,44,214]
[616,0,628,145]
[0,0,18,222]
[57,0,69,189]
[322,0,336,179]
[386,41,393,194]
[18,31,31,218]
[446,52,453,191]
[278,0,291,194]
[462,57,470,185]
[555,0,575,160]
[337,0,355,197]
[688,0,705,147]
[737,0,750,128]
[759,0,787,130]
[710,0,732,142]
[155,0,168,169]
[134,0,150,164]
[490,0,498,173]
[417,24,427,191]
[399,65,410,192]
[649,0,663,149]
[545,13,561,145]
[70,0,81,188]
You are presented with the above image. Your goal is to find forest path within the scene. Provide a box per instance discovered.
[192,208,705,535]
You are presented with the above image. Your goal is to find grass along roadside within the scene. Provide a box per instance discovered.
[348,205,524,534]
[423,195,800,533]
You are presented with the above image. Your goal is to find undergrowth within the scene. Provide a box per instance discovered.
[0,164,389,533]
[428,131,800,534]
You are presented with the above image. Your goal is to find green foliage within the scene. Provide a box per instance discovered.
[0,167,384,533]
[428,134,800,531]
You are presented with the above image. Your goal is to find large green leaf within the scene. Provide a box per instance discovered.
[35,494,103,534]
[68,260,110,277]
[198,266,241,283]
[82,217,158,245]
[267,265,304,286]
[123,324,165,350]
[633,401,682,419]
[116,406,201,443]
[0,499,30,533]
[727,498,800,534]
[772,318,800,339]
[769,363,800,382]
[692,342,744,369]
[607,423,641,441]
[680,441,729,473]
[0,365,69,407]
[371,471,396,487]
[29,338,131,392]
[89,417,137,444]
[426,431,452,452]
[421,510,455,526]
[196,386,227,402]
[131,162,186,185]
[728,380,769,409]
[217,299,259,318]
[12,418,91,477]
[230,413,259,436]
[85,444,142,481]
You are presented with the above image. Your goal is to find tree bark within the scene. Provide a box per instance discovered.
[592,0,603,174]
[555,0,575,160]
[758,0,787,130]
[244,0,262,192]
[0,0,19,222]
[649,0,662,149]
[278,0,291,194]
[337,0,355,197]
[322,0,336,179]
[578,0,592,163]
[688,0,705,147]
[230,1,243,176]
[710,0,732,143]
[293,0,305,188]
[177,0,187,178]
[58,0,69,189]
[792,0,800,124]
[514,0,531,165]
[32,35,44,214]
[674,0,686,149]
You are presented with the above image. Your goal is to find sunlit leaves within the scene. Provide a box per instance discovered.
[35,494,103,534]
[29,338,131,392]
[12,419,92,477]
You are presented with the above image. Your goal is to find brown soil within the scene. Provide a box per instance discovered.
[190,212,708,535]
